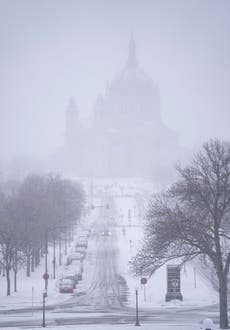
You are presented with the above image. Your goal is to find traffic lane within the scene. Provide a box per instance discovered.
[87,229,124,307]
[53,226,125,310]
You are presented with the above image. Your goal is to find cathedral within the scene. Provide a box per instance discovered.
[61,36,182,183]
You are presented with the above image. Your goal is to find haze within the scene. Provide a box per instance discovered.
[0,0,230,167]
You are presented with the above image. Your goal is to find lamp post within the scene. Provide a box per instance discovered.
[42,291,47,327]
[135,287,140,326]
[58,230,62,266]
[128,209,131,226]
[64,227,67,255]
[129,240,133,257]
[45,231,48,291]
[53,228,56,279]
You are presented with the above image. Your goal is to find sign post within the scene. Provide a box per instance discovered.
[31,287,34,316]
[140,277,147,302]
[42,291,47,327]
[43,273,49,281]
[43,273,49,293]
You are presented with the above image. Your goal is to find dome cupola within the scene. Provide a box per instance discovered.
[126,33,138,69]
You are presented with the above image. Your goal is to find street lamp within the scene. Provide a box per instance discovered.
[135,287,140,326]
[42,291,47,327]
[64,226,67,255]
[58,230,62,266]
[45,231,48,291]
[52,227,56,279]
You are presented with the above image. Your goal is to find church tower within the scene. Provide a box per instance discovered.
[65,97,81,149]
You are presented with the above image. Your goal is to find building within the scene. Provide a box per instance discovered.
[62,36,182,183]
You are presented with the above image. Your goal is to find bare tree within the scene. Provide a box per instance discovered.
[0,194,23,296]
[17,175,48,277]
[0,173,85,295]
[132,140,230,329]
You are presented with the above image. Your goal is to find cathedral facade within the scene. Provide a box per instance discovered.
[62,37,182,183]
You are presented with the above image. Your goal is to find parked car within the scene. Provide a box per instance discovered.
[66,252,84,265]
[73,252,84,261]
[71,260,83,280]
[78,234,88,239]
[59,279,74,293]
[75,246,86,258]
[62,272,78,288]
[75,239,88,249]
[81,229,91,237]
[101,229,112,236]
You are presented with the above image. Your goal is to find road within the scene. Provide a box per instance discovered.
[0,196,221,327]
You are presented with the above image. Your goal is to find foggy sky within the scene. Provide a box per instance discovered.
[0,0,230,162]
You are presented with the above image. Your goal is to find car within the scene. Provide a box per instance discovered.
[79,237,88,243]
[70,261,83,280]
[101,229,112,236]
[71,252,84,260]
[66,252,84,265]
[78,234,88,240]
[59,279,74,293]
[81,229,91,237]
[75,246,86,258]
[75,238,88,245]
[75,240,88,249]
[61,272,78,288]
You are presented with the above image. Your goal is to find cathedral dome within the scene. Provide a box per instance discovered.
[62,36,182,181]
[94,35,161,130]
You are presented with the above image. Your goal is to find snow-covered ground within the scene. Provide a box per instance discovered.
[3,324,218,330]
[0,213,101,311]
[0,178,220,328]
[114,185,218,309]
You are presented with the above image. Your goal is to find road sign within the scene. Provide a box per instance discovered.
[140,277,147,285]
[140,277,147,302]
[43,273,49,280]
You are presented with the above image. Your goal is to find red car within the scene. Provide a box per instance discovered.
[59,279,74,293]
